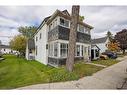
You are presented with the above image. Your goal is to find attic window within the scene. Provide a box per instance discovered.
[60,18,69,28]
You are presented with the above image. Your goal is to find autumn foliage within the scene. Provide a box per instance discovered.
[107,39,120,52]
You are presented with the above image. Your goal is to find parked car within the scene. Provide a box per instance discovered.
[102,51,117,59]
[100,54,108,60]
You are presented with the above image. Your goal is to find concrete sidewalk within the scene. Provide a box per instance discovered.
[17,56,127,89]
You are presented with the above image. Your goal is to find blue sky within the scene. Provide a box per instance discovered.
[0,6,127,45]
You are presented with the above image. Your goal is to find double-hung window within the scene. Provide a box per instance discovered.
[60,18,69,28]
[48,43,58,57]
[81,45,84,56]
[76,45,80,56]
[54,43,58,57]
[60,43,68,57]
[85,27,90,34]
[78,24,84,33]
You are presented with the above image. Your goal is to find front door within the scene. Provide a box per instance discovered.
[91,49,94,60]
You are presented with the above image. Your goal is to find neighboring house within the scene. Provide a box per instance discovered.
[26,9,93,67]
[91,44,100,60]
[26,39,35,60]
[0,44,15,54]
[91,37,109,53]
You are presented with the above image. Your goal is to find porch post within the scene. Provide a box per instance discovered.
[58,42,60,58]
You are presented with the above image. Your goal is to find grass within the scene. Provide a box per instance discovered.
[92,59,120,66]
[0,55,103,89]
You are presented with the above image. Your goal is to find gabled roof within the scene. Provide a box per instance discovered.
[27,39,35,49]
[34,16,51,35]
[92,37,108,44]
[62,10,70,16]
[46,9,93,29]
[0,45,10,48]
[91,44,100,50]
[34,9,93,37]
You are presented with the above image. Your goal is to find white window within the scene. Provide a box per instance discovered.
[78,24,84,33]
[54,43,58,57]
[85,27,90,34]
[88,46,90,56]
[81,45,84,56]
[48,43,53,57]
[60,18,69,28]
[84,47,87,54]
[60,43,68,57]
[48,42,58,57]
[76,45,80,56]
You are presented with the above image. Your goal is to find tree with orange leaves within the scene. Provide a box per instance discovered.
[107,39,120,52]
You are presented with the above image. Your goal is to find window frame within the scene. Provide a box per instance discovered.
[78,24,85,33]
[59,17,70,28]
[60,43,68,58]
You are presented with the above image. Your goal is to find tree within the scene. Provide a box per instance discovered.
[106,31,113,41]
[66,5,80,72]
[18,26,37,38]
[107,39,120,52]
[115,29,127,54]
[10,35,27,57]
[79,16,84,21]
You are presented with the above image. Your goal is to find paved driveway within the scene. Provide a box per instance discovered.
[17,56,127,89]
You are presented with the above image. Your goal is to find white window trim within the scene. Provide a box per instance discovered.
[60,43,68,58]
[48,42,59,58]
[59,17,70,28]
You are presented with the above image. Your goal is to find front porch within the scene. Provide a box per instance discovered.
[48,40,91,67]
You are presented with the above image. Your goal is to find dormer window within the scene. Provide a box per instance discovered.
[60,18,69,28]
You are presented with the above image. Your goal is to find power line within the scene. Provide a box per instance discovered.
[0,36,13,38]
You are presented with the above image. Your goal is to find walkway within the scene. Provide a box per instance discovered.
[17,56,127,89]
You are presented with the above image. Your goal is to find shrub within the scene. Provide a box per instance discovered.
[46,68,79,82]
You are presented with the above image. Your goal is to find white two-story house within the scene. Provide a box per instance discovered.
[26,9,93,67]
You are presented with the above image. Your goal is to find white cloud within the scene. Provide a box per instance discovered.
[0,6,127,44]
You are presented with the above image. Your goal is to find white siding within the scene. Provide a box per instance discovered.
[25,43,29,60]
[1,48,12,54]
[34,24,48,65]
[96,43,107,53]
[96,39,109,53]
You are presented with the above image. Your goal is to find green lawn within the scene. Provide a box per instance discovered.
[0,55,103,89]
[92,59,120,66]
